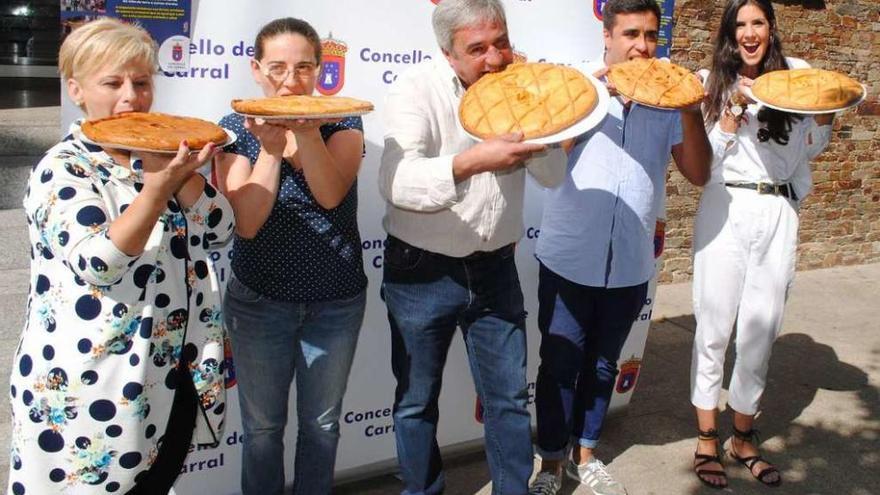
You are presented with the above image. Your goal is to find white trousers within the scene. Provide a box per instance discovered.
[690,184,799,415]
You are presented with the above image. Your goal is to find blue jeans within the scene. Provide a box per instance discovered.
[382,236,533,495]
[223,272,365,495]
[534,263,647,458]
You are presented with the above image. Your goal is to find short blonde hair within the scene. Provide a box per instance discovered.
[59,18,157,81]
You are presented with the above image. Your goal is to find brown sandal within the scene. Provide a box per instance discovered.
[694,428,728,489]
[728,427,781,487]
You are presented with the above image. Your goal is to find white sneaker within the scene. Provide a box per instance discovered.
[565,458,627,495]
[528,470,562,495]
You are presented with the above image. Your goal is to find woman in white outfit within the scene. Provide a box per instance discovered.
[689,0,834,489]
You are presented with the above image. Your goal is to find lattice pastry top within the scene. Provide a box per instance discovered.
[459,63,598,140]
[607,57,704,109]
[751,68,863,111]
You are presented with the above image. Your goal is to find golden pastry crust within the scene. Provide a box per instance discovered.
[459,63,598,140]
[81,112,228,151]
[607,58,704,108]
[231,95,374,116]
[751,68,863,111]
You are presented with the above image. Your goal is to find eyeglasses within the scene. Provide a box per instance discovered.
[255,60,318,83]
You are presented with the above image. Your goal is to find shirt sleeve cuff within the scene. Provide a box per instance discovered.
[713,129,736,141]
[427,154,458,206]
[813,124,832,144]
[102,232,141,268]
[805,121,832,160]
[184,189,211,217]
[709,128,736,156]
[70,230,141,286]
[526,147,567,188]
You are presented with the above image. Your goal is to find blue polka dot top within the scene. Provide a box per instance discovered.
[218,113,367,302]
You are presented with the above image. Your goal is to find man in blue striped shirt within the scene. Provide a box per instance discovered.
[528,1,711,494]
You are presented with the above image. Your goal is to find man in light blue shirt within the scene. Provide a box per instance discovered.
[528,1,711,494]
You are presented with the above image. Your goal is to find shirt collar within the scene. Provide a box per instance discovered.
[435,54,466,98]
[69,119,139,181]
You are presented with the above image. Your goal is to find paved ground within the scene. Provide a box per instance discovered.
[334,262,880,495]
[1,200,876,493]
[0,106,60,208]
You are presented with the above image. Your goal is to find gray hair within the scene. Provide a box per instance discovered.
[432,0,507,53]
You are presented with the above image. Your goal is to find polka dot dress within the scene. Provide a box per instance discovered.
[8,121,236,494]
[218,113,366,302]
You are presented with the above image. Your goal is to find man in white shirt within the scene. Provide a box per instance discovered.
[378,1,566,494]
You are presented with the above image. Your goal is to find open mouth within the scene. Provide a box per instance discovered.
[742,43,761,55]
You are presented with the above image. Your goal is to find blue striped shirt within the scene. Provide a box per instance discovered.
[536,70,682,288]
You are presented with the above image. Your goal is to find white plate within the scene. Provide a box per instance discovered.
[742,84,867,115]
[234,109,373,120]
[629,99,701,111]
[77,129,237,154]
[463,74,611,145]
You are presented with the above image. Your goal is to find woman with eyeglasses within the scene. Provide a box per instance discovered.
[215,17,367,495]
[689,0,834,489]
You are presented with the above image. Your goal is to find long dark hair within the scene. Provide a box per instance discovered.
[705,0,799,145]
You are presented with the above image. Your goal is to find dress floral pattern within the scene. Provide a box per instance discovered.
[7,121,235,494]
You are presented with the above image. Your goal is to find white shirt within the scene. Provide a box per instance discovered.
[701,58,832,200]
[379,56,567,257]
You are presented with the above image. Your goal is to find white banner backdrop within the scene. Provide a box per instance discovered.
[59,1,670,492]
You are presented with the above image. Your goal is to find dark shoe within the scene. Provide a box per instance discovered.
[529,470,562,495]
[694,428,728,489]
[727,427,781,487]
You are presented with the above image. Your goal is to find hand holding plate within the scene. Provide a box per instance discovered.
[140,140,218,199]
[245,117,289,158]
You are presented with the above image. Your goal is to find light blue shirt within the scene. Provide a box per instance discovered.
[536,84,683,288]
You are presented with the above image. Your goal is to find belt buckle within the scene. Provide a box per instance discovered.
[756,182,778,195]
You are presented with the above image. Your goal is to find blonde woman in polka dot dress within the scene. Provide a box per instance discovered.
[8,18,235,495]
[215,17,367,495]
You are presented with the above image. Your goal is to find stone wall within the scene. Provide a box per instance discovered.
[659,0,880,283]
